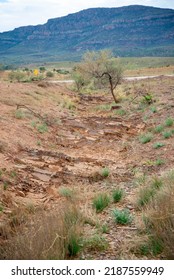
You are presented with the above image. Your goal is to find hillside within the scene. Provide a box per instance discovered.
[0,70,174,259]
[0,5,174,64]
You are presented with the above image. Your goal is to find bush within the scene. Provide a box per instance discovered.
[153,142,165,149]
[165,117,173,127]
[139,133,153,144]
[84,234,108,251]
[142,170,174,258]
[101,167,110,178]
[113,209,132,225]
[136,176,163,208]
[8,71,26,82]
[162,131,173,139]
[46,71,54,78]
[154,125,164,133]
[112,188,123,203]
[0,203,83,259]
[92,193,110,213]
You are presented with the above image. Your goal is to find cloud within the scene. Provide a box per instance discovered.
[0,0,173,32]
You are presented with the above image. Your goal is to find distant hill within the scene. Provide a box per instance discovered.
[0,5,174,64]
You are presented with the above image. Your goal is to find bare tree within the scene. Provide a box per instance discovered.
[75,50,123,103]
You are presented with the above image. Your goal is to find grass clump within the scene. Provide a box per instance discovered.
[165,117,173,127]
[155,158,165,166]
[113,209,132,225]
[101,223,109,234]
[15,110,25,119]
[154,125,164,133]
[150,106,157,113]
[136,176,163,208]
[139,133,153,144]
[141,170,174,258]
[0,203,83,259]
[84,234,108,251]
[37,123,48,133]
[101,167,110,178]
[153,142,165,149]
[0,204,4,212]
[92,193,110,213]
[162,131,173,139]
[112,188,123,203]
[59,188,74,199]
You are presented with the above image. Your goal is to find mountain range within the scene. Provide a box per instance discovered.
[0,5,174,64]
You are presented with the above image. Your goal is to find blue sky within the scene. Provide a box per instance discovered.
[0,0,174,32]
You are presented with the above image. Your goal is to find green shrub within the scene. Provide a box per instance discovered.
[101,167,110,178]
[59,188,74,199]
[165,118,173,127]
[8,71,26,82]
[143,94,153,104]
[15,110,25,119]
[153,142,165,149]
[37,123,48,133]
[101,224,109,234]
[154,125,164,133]
[46,71,54,78]
[92,193,110,213]
[139,133,153,144]
[155,159,165,166]
[162,131,172,139]
[112,188,123,203]
[150,106,157,113]
[67,234,81,257]
[84,234,108,251]
[113,209,132,225]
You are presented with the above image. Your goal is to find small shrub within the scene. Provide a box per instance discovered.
[154,125,164,133]
[0,205,3,212]
[92,193,110,213]
[113,209,132,225]
[142,171,174,258]
[115,109,126,116]
[139,243,151,256]
[59,188,74,199]
[150,106,157,113]
[143,94,153,104]
[67,234,81,257]
[1,203,83,259]
[84,234,108,251]
[139,133,153,144]
[37,123,48,133]
[112,188,123,203]
[8,71,26,82]
[101,224,109,234]
[137,176,163,208]
[101,167,110,178]
[137,187,154,208]
[15,110,25,119]
[162,131,172,139]
[3,181,8,191]
[46,71,54,78]
[155,159,165,166]
[165,117,173,127]
[151,177,163,189]
[153,142,165,149]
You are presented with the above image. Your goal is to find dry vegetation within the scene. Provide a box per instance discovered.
[0,65,174,260]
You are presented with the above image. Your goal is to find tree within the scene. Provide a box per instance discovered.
[75,50,123,103]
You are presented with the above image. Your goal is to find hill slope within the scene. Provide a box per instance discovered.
[0,5,174,64]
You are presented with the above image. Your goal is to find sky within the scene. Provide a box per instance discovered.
[0,0,174,32]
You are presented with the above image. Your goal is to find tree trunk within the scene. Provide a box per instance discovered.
[109,76,118,103]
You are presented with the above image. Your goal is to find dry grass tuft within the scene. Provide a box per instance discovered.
[142,170,174,259]
[0,202,83,259]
